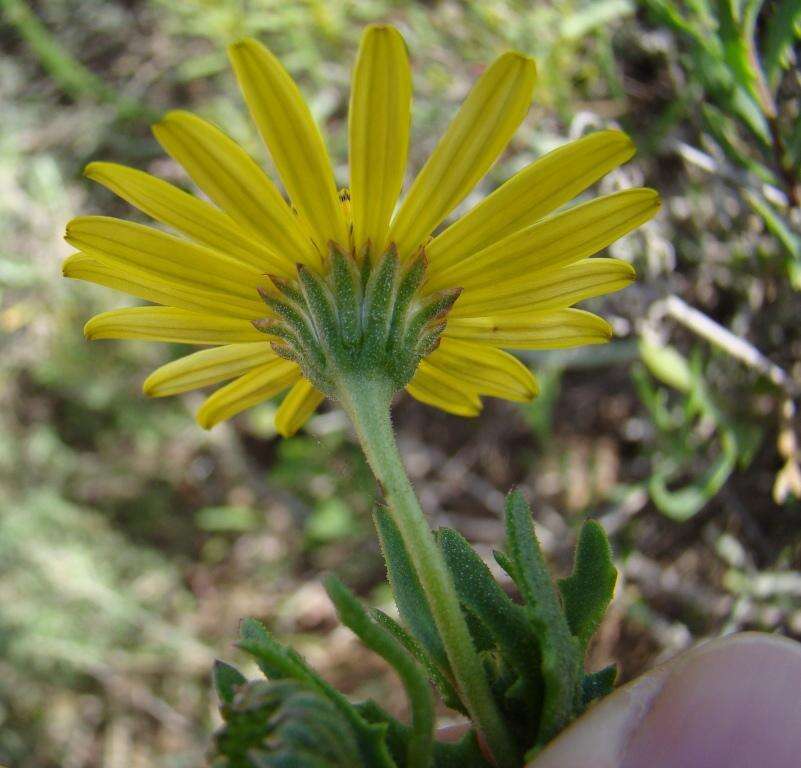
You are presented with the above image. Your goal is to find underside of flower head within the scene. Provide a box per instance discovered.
[64,24,660,436]
[254,242,461,397]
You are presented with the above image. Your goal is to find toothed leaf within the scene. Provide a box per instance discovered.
[504,491,582,744]
[438,528,542,695]
[558,520,617,649]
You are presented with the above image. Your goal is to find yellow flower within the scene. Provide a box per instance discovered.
[64,25,659,436]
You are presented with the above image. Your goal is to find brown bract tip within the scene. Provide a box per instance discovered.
[269,341,296,361]
[252,317,278,333]
[266,273,290,292]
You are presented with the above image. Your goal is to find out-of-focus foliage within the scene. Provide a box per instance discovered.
[643,0,801,282]
[1,0,800,766]
[635,337,762,519]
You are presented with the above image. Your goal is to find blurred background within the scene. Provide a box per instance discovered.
[1,0,800,765]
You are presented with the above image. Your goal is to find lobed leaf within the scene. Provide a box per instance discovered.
[504,491,582,743]
[437,528,543,710]
[558,521,617,650]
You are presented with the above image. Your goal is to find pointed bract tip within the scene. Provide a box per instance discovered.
[266,273,290,292]
[256,285,275,303]
[438,286,463,311]
[252,317,278,333]
[270,341,297,361]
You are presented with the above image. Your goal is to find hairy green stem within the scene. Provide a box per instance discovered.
[336,371,518,768]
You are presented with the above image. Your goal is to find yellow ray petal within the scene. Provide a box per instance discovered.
[84,162,287,273]
[274,379,325,437]
[84,307,266,344]
[388,51,537,259]
[349,25,412,255]
[152,110,315,269]
[144,342,275,397]
[63,253,263,319]
[427,130,637,272]
[444,308,612,349]
[426,339,539,402]
[452,258,636,318]
[228,38,348,248]
[65,216,264,303]
[196,359,302,429]
[406,361,482,417]
[426,188,659,291]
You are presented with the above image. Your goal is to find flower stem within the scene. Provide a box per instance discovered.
[336,372,518,768]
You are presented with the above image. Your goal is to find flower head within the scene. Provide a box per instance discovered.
[65,25,659,436]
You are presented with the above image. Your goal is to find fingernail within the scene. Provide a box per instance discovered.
[532,633,801,768]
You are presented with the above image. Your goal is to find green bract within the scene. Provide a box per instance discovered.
[254,244,460,398]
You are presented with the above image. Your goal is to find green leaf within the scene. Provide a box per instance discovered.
[437,528,543,701]
[639,338,695,393]
[373,506,451,677]
[212,679,361,768]
[213,659,247,705]
[493,549,519,585]
[699,103,777,183]
[358,701,492,768]
[558,521,617,649]
[237,618,397,768]
[325,576,434,768]
[762,0,801,85]
[239,618,309,681]
[504,491,582,743]
[743,189,801,260]
[581,665,618,708]
[717,0,766,110]
[725,83,772,146]
[648,428,739,520]
[372,609,466,714]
